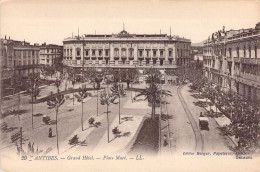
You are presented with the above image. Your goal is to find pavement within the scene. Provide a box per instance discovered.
[0,81,150,158]
[1,81,235,159]
[159,83,234,157]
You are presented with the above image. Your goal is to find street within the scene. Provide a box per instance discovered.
[1,81,234,157]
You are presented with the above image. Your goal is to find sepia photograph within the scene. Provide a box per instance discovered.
[0,0,260,171]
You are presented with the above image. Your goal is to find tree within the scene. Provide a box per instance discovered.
[46,92,65,154]
[124,68,139,88]
[40,65,55,79]
[135,83,171,120]
[110,83,125,124]
[100,90,116,143]
[25,73,41,129]
[75,88,91,131]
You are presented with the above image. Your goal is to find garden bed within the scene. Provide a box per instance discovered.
[128,116,159,155]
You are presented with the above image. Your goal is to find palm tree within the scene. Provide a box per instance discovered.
[75,88,91,131]
[110,83,125,124]
[46,92,65,154]
[100,90,116,143]
[135,83,172,120]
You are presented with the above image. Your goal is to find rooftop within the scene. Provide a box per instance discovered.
[64,30,190,42]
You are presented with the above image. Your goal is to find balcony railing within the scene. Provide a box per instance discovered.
[227,56,232,61]
[241,58,260,65]
[237,72,260,83]
[233,57,240,63]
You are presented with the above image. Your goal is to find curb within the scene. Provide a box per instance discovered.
[115,116,146,154]
[200,103,238,147]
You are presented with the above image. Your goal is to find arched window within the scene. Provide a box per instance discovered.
[122,48,126,57]
[129,48,134,57]
[76,48,81,56]
[114,48,119,57]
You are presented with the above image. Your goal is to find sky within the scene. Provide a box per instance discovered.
[0,0,259,45]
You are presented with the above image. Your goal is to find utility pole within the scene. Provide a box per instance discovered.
[159,72,162,155]
[20,127,22,156]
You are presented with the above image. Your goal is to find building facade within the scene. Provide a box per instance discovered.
[40,43,63,65]
[0,36,41,89]
[62,30,191,70]
[203,22,260,100]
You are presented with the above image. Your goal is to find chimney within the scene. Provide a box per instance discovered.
[5,35,6,39]
[9,36,10,40]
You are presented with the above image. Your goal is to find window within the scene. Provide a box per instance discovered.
[146,50,149,57]
[249,46,251,58]
[105,50,109,56]
[244,46,246,57]
[32,51,35,56]
[114,48,119,56]
[99,50,102,56]
[139,50,143,57]
[236,47,239,57]
[255,45,257,58]
[229,48,232,57]
[129,49,133,57]
[153,50,156,57]
[92,50,96,56]
[85,50,89,56]
[122,49,126,56]
[169,50,172,57]
[76,48,81,56]
[160,59,163,66]
[160,50,164,57]
[146,59,149,64]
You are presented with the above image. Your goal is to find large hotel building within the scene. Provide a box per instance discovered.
[62,29,191,70]
[203,22,260,100]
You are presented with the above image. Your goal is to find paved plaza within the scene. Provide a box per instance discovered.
[0,80,235,158]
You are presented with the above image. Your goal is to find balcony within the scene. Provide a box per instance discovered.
[159,56,165,59]
[236,72,260,84]
[233,57,240,63]
[114,56,119,60]
[241,58,260,65]
[128,56,134,60]
[168,56,174,60]
[145,56,151,59]
[218,56,223,61]
[210,68,223,75]
[98,56,103,60]
[138,56,144,60]
[227,56,232,62]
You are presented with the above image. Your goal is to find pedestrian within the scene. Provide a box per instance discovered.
[48,128,52,138]
[31,142,35,154]
[36,146,39,155]
[16,145,20,156]
[163,135,168,147]
[27,142,31,155]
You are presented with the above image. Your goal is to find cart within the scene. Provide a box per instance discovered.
[199,117,209,130]
[43,115,51,125]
